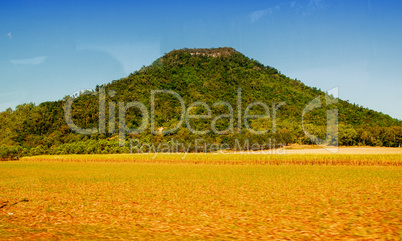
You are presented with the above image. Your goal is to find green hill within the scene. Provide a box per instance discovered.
[1,47,401,158]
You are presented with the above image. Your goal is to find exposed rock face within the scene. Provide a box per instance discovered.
[170,47,237,58]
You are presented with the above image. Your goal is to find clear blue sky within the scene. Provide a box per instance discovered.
[1,0,401,119]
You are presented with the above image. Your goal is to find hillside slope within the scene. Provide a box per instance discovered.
[1,47,401,158]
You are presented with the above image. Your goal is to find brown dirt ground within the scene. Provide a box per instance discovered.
[282,146,402,155]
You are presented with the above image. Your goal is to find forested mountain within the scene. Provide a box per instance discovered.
[1,47,401,159]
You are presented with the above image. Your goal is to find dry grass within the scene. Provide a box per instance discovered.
[0,154,401,240]
[22,152,402,166]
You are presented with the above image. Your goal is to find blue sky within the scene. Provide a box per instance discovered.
[1,0,401,120]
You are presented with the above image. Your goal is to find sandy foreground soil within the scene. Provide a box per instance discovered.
[281,146,402,155]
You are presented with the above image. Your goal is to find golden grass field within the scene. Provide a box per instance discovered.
[0,150,401,240]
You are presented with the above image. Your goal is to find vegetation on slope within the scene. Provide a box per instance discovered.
[1,47,401,158]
